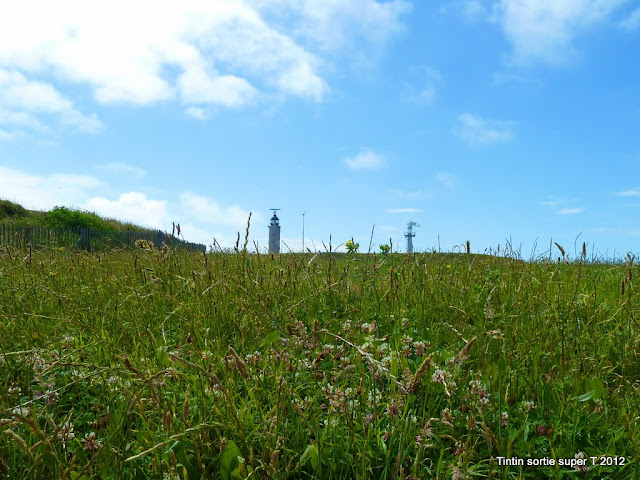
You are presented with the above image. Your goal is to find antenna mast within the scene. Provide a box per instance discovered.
[404,220,420,253]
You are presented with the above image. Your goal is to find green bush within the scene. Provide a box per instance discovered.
[0,199,28,219]
[44,206,107,230]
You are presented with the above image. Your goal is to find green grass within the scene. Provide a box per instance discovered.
[0,245,638,479]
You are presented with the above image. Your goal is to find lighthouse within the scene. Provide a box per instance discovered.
[268,209,281,253]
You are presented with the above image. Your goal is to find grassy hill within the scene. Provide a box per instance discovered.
[0,199,205,252]
[0,199,146,232]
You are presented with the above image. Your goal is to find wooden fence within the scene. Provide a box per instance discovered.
[0,224,206,252]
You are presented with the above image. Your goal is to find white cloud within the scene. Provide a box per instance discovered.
[386,207,423,213]
[254,0,411,53]
[493,0,628,65]
[558,207,584,215]
[185,106,209,120]
[0,165,102,210]
[0,68,102,136]
[344,149,384,170]
[615,188,640,196]
[403,66,442,105]
[178,68,257,107]
[179,191,256,228]
[454,113,513,146]
[95,163,147,179]
[85,193,167,229]
[620,7,640,30]
[542,196,584,215]
[0,0,332,111]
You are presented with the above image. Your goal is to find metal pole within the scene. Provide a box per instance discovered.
[302,212,305,253]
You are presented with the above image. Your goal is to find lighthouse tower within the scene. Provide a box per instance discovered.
[405,221,419,253]
[268,209,281,253]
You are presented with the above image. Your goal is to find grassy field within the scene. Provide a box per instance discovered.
[0,244,638,479]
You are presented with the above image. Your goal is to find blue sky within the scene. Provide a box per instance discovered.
[1,0,640,258]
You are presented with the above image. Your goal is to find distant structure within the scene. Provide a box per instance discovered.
[404,221,419,253]
[268,209,281,253]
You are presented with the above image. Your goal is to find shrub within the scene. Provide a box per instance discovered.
[44,206,106,230]
[0,199,28,219]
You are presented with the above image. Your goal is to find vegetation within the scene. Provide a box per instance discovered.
[0,241,638,479]
[0,200,144,232]
[0,200,28,220]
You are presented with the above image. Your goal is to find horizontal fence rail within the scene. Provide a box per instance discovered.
[0,224,206,252]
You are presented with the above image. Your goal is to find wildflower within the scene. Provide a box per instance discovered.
[386,401,400,417]
[500,412,509,427]
[432,369,447,384]
[361,321,377,333]
[7,386,21,397]
[245,351,261,366]
[62,335,75,349]
[45,390,58,406]
[362,412,376,432]
[450,466,467,480]
[82,432,101,452]
[11,407,30,418]
[574,452,588,472]
[413,341,429,356]
[536,425,549,436]
[466,415,477,431]
[593,399,603,414]
[522,400,536,412]
[57,421,75,445]
[414,434,433,449]
[441,408,454,427]
[485,329,502,339]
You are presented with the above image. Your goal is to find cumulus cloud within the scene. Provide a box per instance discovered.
[0,1,410,136]
[493,0,628,65]
[0,1,331,109]
[179,191,256,228]
[0,165,102,210]
[0,69,102,137]
[344,149,385,170]
[454,113,513,146]
[85,193,168,229]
